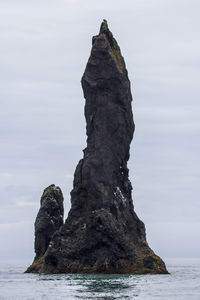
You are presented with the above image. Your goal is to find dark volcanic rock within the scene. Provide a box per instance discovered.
[26,20,168,274]
[25,185,64,273]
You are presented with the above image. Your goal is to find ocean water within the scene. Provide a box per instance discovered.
[0,259,199,300]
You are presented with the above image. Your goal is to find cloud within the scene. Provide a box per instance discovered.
[147,221,200,258]
[15,201,38,207]
[0,0,199,259]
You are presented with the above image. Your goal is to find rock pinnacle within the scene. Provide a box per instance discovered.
[26,21,168,274]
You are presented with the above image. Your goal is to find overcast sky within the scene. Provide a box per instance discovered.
[0,0,200,261]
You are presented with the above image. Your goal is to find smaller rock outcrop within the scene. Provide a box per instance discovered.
[25,185,64,273]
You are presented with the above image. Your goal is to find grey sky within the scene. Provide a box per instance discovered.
[0,0,200,260]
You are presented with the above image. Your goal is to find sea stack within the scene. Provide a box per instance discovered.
[26,20,168,274]
[26,185,64,272]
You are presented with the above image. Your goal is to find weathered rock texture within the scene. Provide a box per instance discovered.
[26,20,168,274]
[25,185,64,273]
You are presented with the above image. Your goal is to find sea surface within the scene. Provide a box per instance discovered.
[0,259,199,299]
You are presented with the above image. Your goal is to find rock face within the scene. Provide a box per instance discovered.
[26,20,168,274]
[25,185,64,273]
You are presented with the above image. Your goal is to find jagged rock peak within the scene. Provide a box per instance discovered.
[99,19,108,33]
[91,20,125,74]
[98,19,114,43]
[26,21,168,274]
